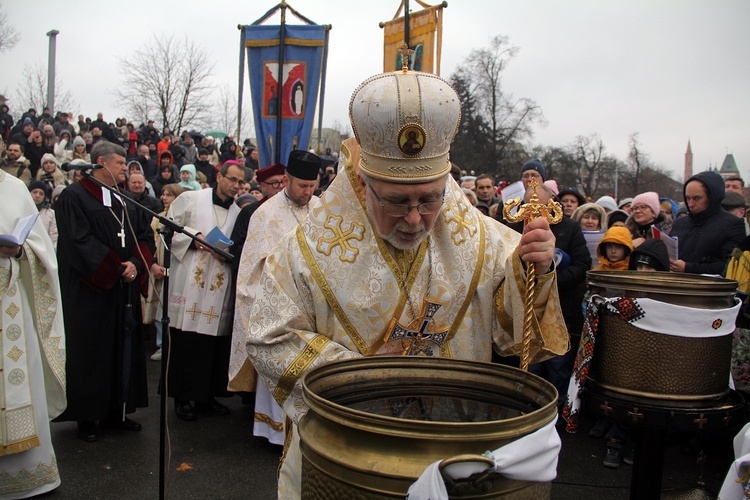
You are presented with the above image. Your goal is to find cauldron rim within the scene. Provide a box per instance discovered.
[301,356,558,438]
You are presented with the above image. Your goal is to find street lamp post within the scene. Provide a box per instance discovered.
[46,30,59,114]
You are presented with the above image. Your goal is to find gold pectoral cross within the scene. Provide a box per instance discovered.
[502,178,563,370]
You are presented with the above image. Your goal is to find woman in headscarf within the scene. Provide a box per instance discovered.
[572,202,608,231]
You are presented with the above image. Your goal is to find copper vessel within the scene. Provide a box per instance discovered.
[299,357,557,499]
[587,271,736,407]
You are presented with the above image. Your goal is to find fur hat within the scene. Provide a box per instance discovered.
[632,191,660,217]
[349,70,460,183]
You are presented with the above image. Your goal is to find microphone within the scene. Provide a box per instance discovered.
[61,162,101,172]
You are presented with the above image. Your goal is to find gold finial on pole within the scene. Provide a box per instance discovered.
[503,178,564,371]
[398,43,414,72]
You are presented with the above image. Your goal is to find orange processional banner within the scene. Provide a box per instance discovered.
[383,4,444,75]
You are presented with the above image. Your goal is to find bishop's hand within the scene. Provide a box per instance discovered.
[518,217,555,275]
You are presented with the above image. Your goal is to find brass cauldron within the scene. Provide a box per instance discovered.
[299,357,557,499]
[587,271,737,407]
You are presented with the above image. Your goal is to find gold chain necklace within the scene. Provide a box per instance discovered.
[399,237,433,322]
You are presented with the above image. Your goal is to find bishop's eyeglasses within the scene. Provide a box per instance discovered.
[368,184,445,218]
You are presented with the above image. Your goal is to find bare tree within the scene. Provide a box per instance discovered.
[115,34,215,133]
[0,3,19,53]
[451,35,546,178]
[14,62,78,114]
[625,133,647,194]
[207,84,253,139]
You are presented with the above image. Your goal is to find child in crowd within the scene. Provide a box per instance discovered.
[178,164,201,191]
[594,226,633,271]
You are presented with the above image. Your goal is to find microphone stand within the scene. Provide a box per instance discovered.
[81,170,233,500]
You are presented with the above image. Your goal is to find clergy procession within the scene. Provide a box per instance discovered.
[2,1,750,499]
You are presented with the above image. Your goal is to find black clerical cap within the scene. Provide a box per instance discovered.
[286,150,321,181]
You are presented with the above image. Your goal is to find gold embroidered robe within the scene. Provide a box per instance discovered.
[0,171,66,497]
[245,140,568,497]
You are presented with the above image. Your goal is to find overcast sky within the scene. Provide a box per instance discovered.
[3,0,749,182]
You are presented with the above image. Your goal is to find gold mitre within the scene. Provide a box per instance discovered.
[348,68,461,183]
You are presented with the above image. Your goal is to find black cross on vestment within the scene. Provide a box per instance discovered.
[388,300,449,356]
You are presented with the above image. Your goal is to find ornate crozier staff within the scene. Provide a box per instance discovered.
[503,178,563,371]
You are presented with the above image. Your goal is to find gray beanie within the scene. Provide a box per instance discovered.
[73,135,86,147]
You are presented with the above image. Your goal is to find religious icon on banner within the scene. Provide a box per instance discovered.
[263,61,307,119]
[395,43,424,71]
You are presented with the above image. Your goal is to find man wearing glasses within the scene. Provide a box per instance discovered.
[243,69,568,498]
[164,161,244,421]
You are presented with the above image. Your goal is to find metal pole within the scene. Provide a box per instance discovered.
[404,0,410,68]
[46,30,59,114]
[275,2,287,164]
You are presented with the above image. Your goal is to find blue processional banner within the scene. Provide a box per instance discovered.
[243,24,326,167]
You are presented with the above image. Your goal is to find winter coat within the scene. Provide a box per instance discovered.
[670,171,745,275]
[628,238,670,272]
[624,211,673,241]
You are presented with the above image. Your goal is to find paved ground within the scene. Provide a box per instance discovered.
[44,342,743,499]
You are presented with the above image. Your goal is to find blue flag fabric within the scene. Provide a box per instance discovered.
[243,24,326,168]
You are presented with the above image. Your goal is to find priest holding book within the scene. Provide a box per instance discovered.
[0,170,66,496]
[165,161,244,421]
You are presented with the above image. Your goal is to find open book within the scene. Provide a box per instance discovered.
[0,213,39,247]
[203,226,233,251]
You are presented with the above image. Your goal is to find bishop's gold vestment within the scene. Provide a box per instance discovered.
[245,141,568,498]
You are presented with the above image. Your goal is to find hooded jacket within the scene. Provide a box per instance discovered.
[594,226,633,271]
[178,164,201,191]
[571,202,608,231]
[670,171,745,275]
[628,238,670,272]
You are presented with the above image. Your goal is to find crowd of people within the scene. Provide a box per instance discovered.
[0,72,748,498]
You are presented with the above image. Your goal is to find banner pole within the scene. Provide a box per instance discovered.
[404,0,410,67]
[237,25,246,143]
[275,1,287,164]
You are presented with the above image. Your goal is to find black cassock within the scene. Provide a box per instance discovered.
[55,178,154,422]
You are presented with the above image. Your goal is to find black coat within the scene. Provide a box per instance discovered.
[670,171,745,275]
[55,179,154,421]
[505,215,590,334]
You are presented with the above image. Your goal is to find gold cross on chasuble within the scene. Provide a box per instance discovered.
[187,303,201,321]
[317,214,365,262]
[202,306,219,324]
[388,300,449,356]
